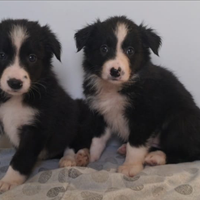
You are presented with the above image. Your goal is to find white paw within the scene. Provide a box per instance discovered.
[75,148,90,167]
[118,163,143,177]
[0,180,19,192]
[59,157,76,168]
[144,150,166,166]
[0,166,26,192]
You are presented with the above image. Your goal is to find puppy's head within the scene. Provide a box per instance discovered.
[75,16,161,84]
[0,19,61,96]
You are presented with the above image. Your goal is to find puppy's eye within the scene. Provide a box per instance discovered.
[100,45,109,55]
[28,54,37,63]
[0,52,7,60]
[126,47,135,56]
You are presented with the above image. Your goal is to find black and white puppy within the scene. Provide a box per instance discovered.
[75,16,200,177]
[0,19,84,191]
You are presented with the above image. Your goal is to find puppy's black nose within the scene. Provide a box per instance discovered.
[7,78,23,90]
[110,67,121,78]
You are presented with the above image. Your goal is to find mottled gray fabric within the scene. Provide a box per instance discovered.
[1,138,200,199]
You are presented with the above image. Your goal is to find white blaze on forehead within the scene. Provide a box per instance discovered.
[115,23,128,52]
[101,23,131,83]
[114,23,130,78]
[10,25,28,53]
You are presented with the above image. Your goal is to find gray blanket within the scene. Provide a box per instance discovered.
[0,138,200,200]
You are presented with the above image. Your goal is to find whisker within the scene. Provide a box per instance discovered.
[34,82,47,91]
[31,86,41,99]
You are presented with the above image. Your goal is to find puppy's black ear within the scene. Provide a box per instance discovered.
[74,22,97,52]
[139,24,161,56]
[42,25,61,61]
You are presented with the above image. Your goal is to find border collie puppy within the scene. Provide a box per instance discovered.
[75,16,200,177]
[0,19,86,191]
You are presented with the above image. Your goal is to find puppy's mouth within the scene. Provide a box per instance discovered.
[108,76,122,81]
[5,89,26,96]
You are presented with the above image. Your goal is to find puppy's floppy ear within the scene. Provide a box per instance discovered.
[74,21,98,52]
[42,25,61,61]
[139,23,161,56]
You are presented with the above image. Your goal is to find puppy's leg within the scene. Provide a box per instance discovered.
[59,148,76,167]
[90,127,111,162]
[144,150,166,166]
[118,143,148,177]
[117,145,166,166]
[0,126,44,192]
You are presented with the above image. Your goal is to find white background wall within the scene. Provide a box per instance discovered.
[0,2,200,104]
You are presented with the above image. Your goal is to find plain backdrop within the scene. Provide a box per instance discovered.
[0,1,200,105]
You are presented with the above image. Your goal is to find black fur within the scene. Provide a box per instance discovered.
[75,16,200,164]
[70,99,106,152]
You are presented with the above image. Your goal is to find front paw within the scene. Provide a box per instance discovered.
[59,157,76,168]
[0,166,26,192]
[144,150,166,166]
[75,148,90,167]
[0,180,19,192]
[118,163,143,177]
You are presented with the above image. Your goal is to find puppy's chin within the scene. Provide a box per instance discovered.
[101,75,130,85]
[4,90,27,96]
[0,87,30,96]
[108,78,124,85]
[6,90,26,96]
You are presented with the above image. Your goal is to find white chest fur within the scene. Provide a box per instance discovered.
[88,77,130,141]
[0,96,38,147]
